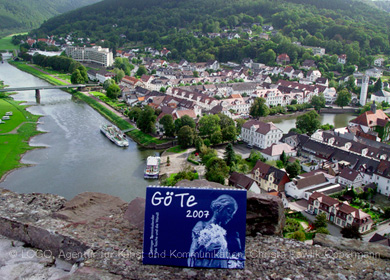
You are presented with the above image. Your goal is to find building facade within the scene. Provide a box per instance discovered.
[65,46,114,67]
[241,120,283,149]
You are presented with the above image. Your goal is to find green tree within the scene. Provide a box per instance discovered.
[178,125,195,148]
[70,69,84,84]
[291,230,306,241]
[113,68,125,83]
[224,143,236,168]
[280,151,287,166]
[106,83,121,99]
[335,89,352,108]
[218,114,235,128]
[160,114,175,137]
[194,136,204,152]
[313,213,328,229]
[315,227,330,235]
[103,79,115,90]
[136,65,148,77]
[222,125,236,142]
[250,97,270,118]
[373,78,383,93]
[78,65,88,82]
[198,115,221,137]
[211,130,223,145]
[235,118,247,135]
[310,93,326,111]
[128,106,142,122]
[137,106,157,134]
[341,225,362,239]
[174,115,196,133]
[205,157,229,184]
[296,110,321,135]
[286,161,301,178]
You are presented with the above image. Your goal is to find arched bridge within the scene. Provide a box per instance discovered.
[0,84,99,103]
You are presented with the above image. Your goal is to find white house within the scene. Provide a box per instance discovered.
[241,120,283,149]
[285,173,340,200]
[370,89,390,104]
[260,143,296,161]
[337,168,364,188]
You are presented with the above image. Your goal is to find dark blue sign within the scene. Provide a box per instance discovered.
[143,186,247,269]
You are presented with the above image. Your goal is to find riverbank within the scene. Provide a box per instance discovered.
[0,95,42,181]
[9,60,170,147]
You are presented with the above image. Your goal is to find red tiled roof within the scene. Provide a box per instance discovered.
[350,109,390,127]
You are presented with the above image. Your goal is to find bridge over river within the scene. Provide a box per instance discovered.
[0,84,99,103]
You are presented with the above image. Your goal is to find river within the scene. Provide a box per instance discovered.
[0,60,158,202]
[271,112,356,133]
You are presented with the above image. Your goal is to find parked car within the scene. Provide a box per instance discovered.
[304,209,314,215]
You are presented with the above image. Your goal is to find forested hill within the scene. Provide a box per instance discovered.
[0,0,101,35]
[31,0,390,65]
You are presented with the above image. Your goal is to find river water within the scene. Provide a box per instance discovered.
[0,61,158,202]
[271,112,356,133]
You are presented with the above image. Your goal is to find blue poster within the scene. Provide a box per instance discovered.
[143,186,247,269]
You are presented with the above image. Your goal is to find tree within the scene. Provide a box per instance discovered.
[178,125,195,148]
[250,97,270,118]
[113,68,125,83]
[341,225,362,239]
[218,114,235,128]
[106,83,121,99]
[335,89,352,108]
[310,93,326,111]
[194,136,204,152]
[71,69,84,84]
[280,151,287,166]
[128,106,141,122]
[103,79,115,90]
[160,114,175,137]
[235,118,247,135]
[175,115,196,133]
[224,143,236,168]
[315,227,330,235]
[313,213,328,229]
[198,115,220,137]
[384,207,390,219]
[211,130,223,145]
[78,65,88,82]
[136,65,147,77]
[291,230,306,241]
[222,125,236,142]
[296,110,321,135]
[286,161,301,178]
[205,157,229,184]
[137,106,157,134]
[373,78,383,93]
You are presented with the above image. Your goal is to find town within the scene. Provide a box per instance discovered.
[8,29,389,244]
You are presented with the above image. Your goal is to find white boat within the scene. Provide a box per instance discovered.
[144,156,161,179]
[100,124,129,147]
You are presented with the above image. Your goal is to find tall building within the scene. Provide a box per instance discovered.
[360,75,369,106]
[65,46,114,67]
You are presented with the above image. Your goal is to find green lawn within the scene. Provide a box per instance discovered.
[0,35,19,51]
[0,97,41,179]
[9,61,68,86]
[166,146,187,153]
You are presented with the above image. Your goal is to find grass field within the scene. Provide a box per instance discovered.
[0,97,41,179]
[9,61,68,86]
[0,35,19,51]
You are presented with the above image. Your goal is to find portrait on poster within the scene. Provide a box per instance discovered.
[143,186,247,269]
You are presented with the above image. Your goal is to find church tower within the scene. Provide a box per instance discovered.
[360,75,369,106]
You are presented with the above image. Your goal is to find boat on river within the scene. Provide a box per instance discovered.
[144,156,161,179]
[100,124,129,147]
